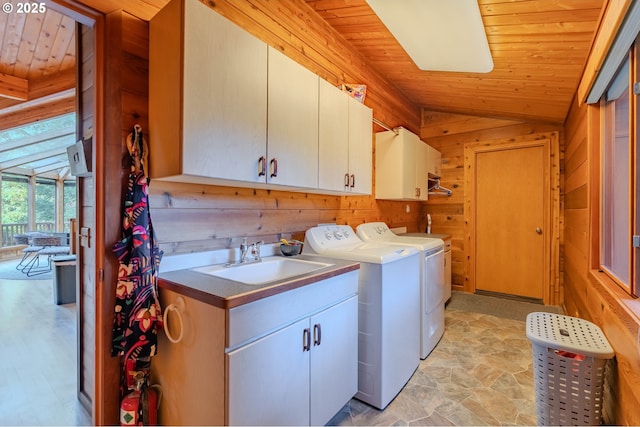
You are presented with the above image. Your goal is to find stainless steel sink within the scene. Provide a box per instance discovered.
[192,257,333,285]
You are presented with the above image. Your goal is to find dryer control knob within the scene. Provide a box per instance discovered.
[334,231,344,239]
[324,232,333,240]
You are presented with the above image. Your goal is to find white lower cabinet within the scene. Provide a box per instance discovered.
[309,297,358,425]
[228,296,357,426]
[152,269,358,426]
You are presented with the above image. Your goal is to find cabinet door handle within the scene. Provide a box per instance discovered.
[302,328,311,352]
[344,173,350,188]
[258,156,266,177]
[313,323,321,346]
[350,174,355,188]
[270,158,278,178]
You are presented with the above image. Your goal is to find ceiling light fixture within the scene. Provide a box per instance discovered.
[365,0,493,73]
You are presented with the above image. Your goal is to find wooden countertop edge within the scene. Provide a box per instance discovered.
[158,262,360,309]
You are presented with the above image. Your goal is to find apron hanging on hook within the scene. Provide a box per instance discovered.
[126,124,149,177]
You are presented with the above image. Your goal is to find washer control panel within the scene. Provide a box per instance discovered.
[305,225,360,252]
[356,222,393,241]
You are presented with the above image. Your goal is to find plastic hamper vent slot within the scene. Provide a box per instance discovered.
[526,312,614,426]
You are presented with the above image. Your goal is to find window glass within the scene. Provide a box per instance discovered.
[35,178,56,233]
[601,58,631,290]
[63,180,76,232]
[1,174,28,245]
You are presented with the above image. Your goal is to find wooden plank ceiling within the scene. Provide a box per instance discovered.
[305,0,606,124]
[1,0,608,130]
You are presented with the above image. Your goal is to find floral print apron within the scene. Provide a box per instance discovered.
[111,125,163,423]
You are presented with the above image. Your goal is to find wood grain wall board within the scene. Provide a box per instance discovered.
[578,0,631,103]
[561,89,640,424]
[421,110,523,139]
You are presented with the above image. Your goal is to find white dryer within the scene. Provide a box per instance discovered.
[304,224,420,410]
[356,222,445,359]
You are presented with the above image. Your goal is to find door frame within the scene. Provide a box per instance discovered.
[463,132,560,305]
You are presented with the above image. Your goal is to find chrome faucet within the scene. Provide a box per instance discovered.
[239,238,250,263]
[228,238,264,267]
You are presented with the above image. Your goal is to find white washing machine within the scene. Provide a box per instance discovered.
[357,222,445,359]
[304,224,420,410]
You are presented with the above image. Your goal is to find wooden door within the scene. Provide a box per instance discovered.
[474,143,547,300]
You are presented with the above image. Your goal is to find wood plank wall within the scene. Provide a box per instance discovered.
[563,94,640,425]
[83,10,150,424]
[146,0,425,256]
[419,110,562,292]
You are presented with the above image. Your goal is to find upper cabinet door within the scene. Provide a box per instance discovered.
[182,1,268,182]
[149,0,267,182]
[347,97,373,195]
[267,47,319,188]
[318,79,349,192]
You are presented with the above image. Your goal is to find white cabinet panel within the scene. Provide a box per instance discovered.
[375,127,428,200]
[347,97,373,194]
[151,0,372,195]
[267,47,319,188]
[318,81,373,195]
[318,79,349,192]
[309,296,358,426]
[227,318,310,426]
[415,140,429,200]
[426,144,442,177]
[150,0,267,182]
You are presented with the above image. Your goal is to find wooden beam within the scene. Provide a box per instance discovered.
[0,88,75,132]
[0,72,29,101]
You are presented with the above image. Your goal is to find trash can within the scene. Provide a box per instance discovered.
[52,254,77,305]
[526,312,614,426]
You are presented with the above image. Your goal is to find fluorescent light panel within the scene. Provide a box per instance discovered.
[365,0,493,73]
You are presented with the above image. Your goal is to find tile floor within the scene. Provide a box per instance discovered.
[329,307,543,426]
[0,261,558,426]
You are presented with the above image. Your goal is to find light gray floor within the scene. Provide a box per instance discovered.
[0,268,560,426]
[0,272,91,426]
[328,291,563,426]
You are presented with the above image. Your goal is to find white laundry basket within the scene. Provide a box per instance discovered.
[526,312,614,426]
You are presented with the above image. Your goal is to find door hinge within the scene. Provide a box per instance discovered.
[633,235,640,248]
[99,268,104,282]
[634,82,640,96]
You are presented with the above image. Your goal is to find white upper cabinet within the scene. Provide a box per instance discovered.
[149,0,267,183]
[426,144,442,177]
[318,79,349,192]
[375,127,430,200]
[267,47,319,188]
[347,96,373,195]
[318,80,373,194]
[150,0,372,195]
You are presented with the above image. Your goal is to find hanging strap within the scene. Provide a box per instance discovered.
[126,124,149,176]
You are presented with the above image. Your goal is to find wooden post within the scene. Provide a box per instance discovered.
[56,178,65,232]
[28,175,36,231]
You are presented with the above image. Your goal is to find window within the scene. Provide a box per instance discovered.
[600,40,639,296]
[35,177,55,232]
[63,181,76,232]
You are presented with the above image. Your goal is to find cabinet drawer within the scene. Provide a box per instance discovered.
[227,271,358,350]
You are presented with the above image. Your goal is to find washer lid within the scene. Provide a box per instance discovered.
[304,224,419,264]
[310,244,419,264]
[357,222,443,251]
